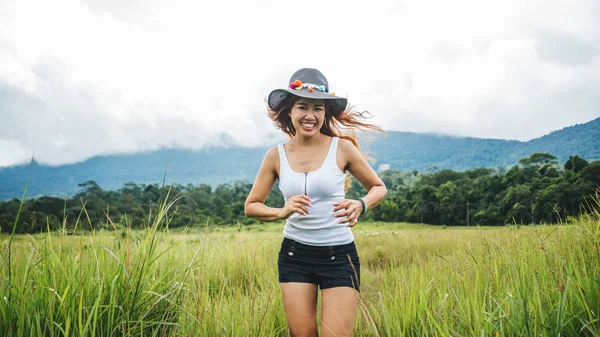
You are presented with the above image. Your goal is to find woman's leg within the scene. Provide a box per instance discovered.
[320,286,359,337]
[281,282,319,337]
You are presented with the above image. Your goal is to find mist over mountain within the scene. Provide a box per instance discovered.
[1,117,598,200]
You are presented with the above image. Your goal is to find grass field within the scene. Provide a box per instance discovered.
[1,213,599,336]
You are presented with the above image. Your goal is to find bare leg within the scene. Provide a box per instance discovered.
[281,283,319,337]
[321,287,359,337]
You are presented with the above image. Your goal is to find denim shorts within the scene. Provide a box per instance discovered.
[278,237,361,291]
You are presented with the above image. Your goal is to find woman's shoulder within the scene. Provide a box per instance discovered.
[337,137,356,151]
[336,137,361,160]
[264,146,280,162]
[260,146,281,176]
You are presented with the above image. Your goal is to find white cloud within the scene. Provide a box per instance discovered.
[0,139,32,167]
[0,0,598,167]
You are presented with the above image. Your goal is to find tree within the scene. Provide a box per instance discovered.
[412,185,439,224]
[564,155,589,173]
[501,185,532,224]
[2,153,599,232]
[518,153,558,166]
[581,161,600,188]
[378,200,401,222]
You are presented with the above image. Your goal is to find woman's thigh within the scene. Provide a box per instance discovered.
[280,282,319,337]
[320,286,359,337]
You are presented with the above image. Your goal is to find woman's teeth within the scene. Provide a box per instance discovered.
[300,122,316,128]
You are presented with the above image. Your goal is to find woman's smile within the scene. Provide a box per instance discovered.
[300,120,317,131]
[291,98,325,135]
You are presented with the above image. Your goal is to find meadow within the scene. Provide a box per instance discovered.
[1,211,599,336]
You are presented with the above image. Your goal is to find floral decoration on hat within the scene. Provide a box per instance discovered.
[289,81,328,93]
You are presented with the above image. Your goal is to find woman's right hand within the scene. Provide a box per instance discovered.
[277,195,312,219]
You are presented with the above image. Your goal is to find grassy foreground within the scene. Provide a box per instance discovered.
[1,216,599,336]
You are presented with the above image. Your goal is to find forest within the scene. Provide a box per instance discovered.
[1,152,599,234]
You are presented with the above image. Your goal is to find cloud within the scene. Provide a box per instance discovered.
[535,29,599,66]
[0,0,598,167]
[0,54,278,166]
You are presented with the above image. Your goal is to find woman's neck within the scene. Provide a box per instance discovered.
[293,132,328,147]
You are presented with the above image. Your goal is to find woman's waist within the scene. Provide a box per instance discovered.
[286,200,344,224]
[280,236,356,253]
[282,226,354,247]
[285,197,343,209]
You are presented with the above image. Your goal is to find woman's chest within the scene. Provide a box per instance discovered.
[279,168,345,200]
[285,147,330,173]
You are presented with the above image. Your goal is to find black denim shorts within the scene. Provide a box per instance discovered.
[278,237,361,291]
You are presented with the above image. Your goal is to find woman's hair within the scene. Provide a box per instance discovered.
[267,96,386,191]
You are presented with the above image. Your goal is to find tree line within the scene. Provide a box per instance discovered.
[1,153,599,234]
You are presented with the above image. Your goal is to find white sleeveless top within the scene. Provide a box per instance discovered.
[277,137,354,246]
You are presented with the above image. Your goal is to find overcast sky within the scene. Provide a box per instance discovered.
[1,0,599,167]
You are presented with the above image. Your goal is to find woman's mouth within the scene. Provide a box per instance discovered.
[300,121,317,131]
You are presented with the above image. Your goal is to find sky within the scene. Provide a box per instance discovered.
[0,0,599,167]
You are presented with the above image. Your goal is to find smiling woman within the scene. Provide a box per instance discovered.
[292,99,324,135]
[245,68,388,337]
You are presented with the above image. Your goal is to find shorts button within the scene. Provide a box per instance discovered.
[288,251,294,256]
[290,246,296,251]
[330,256,336,260]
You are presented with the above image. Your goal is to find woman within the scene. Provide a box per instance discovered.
[244,68,387,337]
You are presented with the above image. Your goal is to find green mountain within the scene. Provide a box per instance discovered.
[1,117,598,200]
[369,117,600,171]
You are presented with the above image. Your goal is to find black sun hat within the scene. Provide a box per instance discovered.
[267,68,348,116]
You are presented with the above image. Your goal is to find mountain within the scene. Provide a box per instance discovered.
[1,117,599,200]
[369,117,600,171]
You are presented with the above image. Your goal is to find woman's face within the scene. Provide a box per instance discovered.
[289,98,326,137]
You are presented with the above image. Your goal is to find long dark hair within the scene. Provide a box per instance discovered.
[267,96,385,190]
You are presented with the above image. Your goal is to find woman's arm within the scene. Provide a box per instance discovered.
[244,147,282,221]
[244,147,312,221]
[333,139,388,226]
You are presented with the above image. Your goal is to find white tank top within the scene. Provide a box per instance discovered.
[278,137,354,246]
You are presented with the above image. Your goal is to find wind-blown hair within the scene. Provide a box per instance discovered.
[267,96,386,190]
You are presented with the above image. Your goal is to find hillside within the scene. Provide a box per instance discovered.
[1,117,598,200]
[369,118,600,170]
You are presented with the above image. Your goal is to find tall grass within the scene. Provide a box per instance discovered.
[1,199,599,336]
[0,185,201,336]
[356,219,600,336]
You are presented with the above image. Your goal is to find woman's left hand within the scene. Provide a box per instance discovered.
[333,199,363,227]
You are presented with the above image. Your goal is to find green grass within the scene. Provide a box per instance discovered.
[1,214,599,336]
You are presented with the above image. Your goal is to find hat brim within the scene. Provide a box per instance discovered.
[267,88,347,116]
